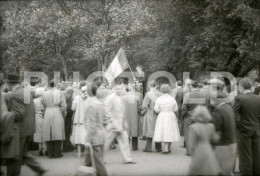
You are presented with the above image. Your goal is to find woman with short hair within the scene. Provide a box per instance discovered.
[188,106,220,175]
[153,84,181,154]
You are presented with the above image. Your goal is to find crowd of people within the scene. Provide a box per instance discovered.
[1,73,260,176]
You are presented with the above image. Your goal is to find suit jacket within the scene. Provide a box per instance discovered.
[234,92,260,136]
[6,86,35,136]
[211,103,237,145]
[182,90,206,124]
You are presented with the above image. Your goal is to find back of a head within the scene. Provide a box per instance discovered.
[191,81,199,88]
[239,78,252,90]
[149,80,157,88]
[160,84,170,94]
[79,81,86,89]
[177,80,182,87]
[87,83,98,97]
[255,78,260,84]
[30,79,37,86]
[49,80,55,88]
[96,80,103,88]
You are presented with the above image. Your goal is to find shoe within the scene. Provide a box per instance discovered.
[143,149,152,153]
[168,150,171,154]
[162,151,168,154]
[45,151,48,156]
[123,161,136,164]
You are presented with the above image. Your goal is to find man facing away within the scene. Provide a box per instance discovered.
[2,74,45,176]
[210,81,237,175]
[182,81,206,155]
[234,78,260,175]
[84,83,108,176]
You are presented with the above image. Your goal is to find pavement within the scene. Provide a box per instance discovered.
[1,139,192,176]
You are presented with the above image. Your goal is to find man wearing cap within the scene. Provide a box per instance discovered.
[234,78,260,175]
[182,80,206,155]
[2,74,45,176]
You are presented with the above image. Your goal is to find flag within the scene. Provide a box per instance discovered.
[105,47,129,84]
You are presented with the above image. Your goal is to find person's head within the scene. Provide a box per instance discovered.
[30,79,37,87]
[21,82,29,88]
[87,83,98,97]
[176,80,182,87]
[35,87,45,98]
[149,80,157,89]
[191,106,212,123]
[202,79,209,87]
[96,80,103,88]
[255,78,260,86]
[4,74,21,91]
[81,86,87,93]
[208,78,224,91]
[239,78,252,94]
[160,84,171,94]
[49,79,56,88]
[136,65,142,73]
[190,81,199,91]
[79,81,86,89]
[60,83,67,91]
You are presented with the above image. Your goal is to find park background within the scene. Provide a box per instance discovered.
[0,0,260,82]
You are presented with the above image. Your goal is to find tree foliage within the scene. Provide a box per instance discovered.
[1,0,260,80]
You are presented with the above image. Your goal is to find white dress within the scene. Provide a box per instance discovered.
[153,94,181,142]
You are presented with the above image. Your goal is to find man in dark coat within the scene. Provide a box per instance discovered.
[234,78,260,175]
[182,81,206,155]
[63,87,74,152]
[2,74,45,176]
[210,91,237,175]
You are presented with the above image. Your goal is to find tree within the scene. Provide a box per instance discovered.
[1,1,90,80]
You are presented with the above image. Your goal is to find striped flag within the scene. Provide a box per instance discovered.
[105,47,129,84]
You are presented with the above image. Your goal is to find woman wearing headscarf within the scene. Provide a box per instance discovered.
[153,84,181,154]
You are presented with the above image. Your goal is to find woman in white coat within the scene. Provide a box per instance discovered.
[33,87,46,156]
[71,86,88,157]
[153,84,181,154]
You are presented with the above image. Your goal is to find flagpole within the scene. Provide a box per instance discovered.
[128,63,136,82]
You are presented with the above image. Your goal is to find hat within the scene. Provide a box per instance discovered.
[4,74,20,83]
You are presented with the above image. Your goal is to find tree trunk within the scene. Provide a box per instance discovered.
[60,55,68,81]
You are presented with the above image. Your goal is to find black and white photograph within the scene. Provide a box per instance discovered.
[0,0,260,175]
